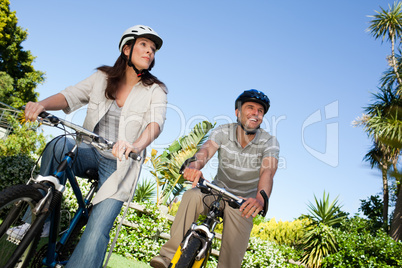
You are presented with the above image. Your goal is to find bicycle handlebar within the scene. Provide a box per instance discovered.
[22,106,142,161]
[180,157,269,217]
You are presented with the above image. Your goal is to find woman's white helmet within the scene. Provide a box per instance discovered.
[118,25,163,52]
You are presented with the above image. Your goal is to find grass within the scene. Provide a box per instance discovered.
[105,253,151,268]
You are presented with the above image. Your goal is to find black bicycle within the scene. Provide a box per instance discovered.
[169,157,269,268]
[0,109,141,268]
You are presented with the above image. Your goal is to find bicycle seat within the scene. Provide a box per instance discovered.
[85,169,99,182]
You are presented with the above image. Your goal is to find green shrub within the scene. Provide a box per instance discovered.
[188,236,299,267]
[0,154,39,192]
[0,117,46,157]
[0,116,46,192]
[251,217,309,248]
[243,237,299,267]
[109,202,171,263]
[322,216,402,267]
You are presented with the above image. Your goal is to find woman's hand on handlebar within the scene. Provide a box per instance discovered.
[112,140,137,161]
[24,101,46,122]
[182,167,203,188]
[239,197,263,219]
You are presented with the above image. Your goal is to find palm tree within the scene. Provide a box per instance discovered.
[356,87,402,239]
[363,143,397,230]
[147,120,215,206]
[357,87,402,230]
[358,2,402,241]
[364,86,402,146]
[367,1,402,93]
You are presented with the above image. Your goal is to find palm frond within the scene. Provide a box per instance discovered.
[149,120,215,206]
[367,2,402,42]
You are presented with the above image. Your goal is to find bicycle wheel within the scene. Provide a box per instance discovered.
[175,236,203,268]
[0,184,46,268]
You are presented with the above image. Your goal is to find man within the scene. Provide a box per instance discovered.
[150,89,279,268]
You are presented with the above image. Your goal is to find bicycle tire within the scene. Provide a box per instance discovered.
[0,184,46,268]
[175,236,203,268]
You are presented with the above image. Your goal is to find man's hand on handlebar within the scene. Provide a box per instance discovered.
[182,167,204,188]
[239,197,264,219]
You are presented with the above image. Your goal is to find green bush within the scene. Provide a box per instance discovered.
[243,237,299,267]
[251,217,309,248]
[322,216,402,267]
[0,116,46,192]
[0,117,46,157]
[109,202,171,263]
[0,154,39,192]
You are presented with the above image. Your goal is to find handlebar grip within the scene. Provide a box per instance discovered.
[197,177,205,185]
[128,152,142,161]
[21,105,49,118]
[259,190,269,217]
[38,111,50,118]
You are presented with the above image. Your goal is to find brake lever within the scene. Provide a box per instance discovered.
[179,156,197,174]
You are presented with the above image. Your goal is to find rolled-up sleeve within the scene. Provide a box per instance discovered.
[144,84,168,132]
[60,71,102,114]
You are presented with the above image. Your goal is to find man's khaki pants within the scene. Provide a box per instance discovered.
[159,187,254,268]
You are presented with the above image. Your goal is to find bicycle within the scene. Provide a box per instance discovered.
[0,108,141,268]
[168,157,269,268]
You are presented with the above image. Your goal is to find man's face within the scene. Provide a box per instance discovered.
[236,101,264,131]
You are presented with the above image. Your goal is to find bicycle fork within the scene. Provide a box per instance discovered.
[170,207,221,268]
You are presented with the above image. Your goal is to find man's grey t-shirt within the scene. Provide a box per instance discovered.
[209,123,280,199]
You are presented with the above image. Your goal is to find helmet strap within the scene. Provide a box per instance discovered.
[126,40,145,77]
[236,118,259,135]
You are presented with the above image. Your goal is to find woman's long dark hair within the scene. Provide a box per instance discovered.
[97,40,166,100]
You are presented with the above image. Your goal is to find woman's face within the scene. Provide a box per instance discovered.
[124,37,156,71]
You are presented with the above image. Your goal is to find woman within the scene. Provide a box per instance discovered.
[24,25,167,267]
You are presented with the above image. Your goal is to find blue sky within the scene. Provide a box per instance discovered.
[10,0,395,221]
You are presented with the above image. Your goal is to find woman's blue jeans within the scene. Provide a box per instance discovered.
[40,137,122,268]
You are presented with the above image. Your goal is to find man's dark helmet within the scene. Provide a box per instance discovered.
[235,89,270,114]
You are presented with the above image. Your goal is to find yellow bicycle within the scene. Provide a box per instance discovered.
[169,157,269,268]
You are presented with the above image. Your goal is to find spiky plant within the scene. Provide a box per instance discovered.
[133,178,156,203]
[300,224,337,268]
[300,192,345,267]
[306,191,345,227]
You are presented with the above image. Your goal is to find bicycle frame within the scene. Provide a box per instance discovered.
[26,110,121,267]
[32,140,96,267]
